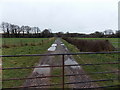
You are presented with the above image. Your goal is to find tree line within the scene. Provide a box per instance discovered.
[55,30,120,38]
[0,22,53,38]
[0,22,119,38]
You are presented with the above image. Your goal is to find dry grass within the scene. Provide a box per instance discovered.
[63,38,115,52]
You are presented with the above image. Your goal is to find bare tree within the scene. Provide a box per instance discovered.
[31,27,41,34]
[1,22,41,38]
[1,22,6,33]
[32,27,37,34]
[104,29,114,35]
[36,27,41,34]
[1,22,10,34]
[17,26,22,36]
[21,26,25,36]
[24,26,31,34]
[24,26,31,37]
[10,24,15,35]
[14,25,21,37]
[3,22,10,37]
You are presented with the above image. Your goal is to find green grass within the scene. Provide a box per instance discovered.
[50,67,69,88]
[50,55,69,88]
[51,67,62,88]
[62,38,119,87]
[2,38,50,48]
[2,38,48,45]
[2,38,55,88]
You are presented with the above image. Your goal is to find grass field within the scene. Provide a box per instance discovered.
[2,38,55,88]
[2,38,50,48]
[2,37,119,88]
[62,38,119,87]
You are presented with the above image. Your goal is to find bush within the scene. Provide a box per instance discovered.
[63,37,115,52]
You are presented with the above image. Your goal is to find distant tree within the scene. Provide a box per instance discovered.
[32,27,41,34]
[17,26,22,37]
[36,27,41,34]
[41,29,51,37]
[90,31,104,38]
[115,30,120,37]
[31,27,41,37]
[104,29,114,35]
[14,25,21,37]
[95,31,104,37]
[1,22,10,37]
[9,24,18,37]
[56,32,64,37]
[1,22,6,33]
[31,27,37,34]
[10,24,15,35]
[21,26,25,37]
[65,32,70,37]
[25,26,31,34]
[1,21,52,38]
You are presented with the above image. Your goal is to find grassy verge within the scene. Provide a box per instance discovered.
[62,39,119,87]
[50,55,69,88]
[50,67,69,88]
[51,67,62,88]
[2,38,55,88]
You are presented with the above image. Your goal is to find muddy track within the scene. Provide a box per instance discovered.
[23,38,98,89]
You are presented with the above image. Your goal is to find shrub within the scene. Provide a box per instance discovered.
[63,38,115,52]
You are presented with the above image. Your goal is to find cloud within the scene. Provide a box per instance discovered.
[0,0,118,33]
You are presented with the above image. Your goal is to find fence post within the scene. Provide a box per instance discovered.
[62,55,65,89]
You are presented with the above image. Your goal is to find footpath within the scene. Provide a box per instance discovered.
[23,38,98,88]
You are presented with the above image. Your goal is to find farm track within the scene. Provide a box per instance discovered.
[23,38,98,89]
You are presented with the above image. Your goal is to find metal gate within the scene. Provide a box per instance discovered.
[1,51,120,89]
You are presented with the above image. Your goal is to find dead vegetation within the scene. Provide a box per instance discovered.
[63,38,115,52]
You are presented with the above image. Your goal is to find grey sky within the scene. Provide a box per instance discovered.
[0,0,119,34]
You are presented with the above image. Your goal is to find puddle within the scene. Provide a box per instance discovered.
[51,44,57,47]
[65,58,81,69]
[33,64,50,75]
[61,44,64,46]
[48,46,56,51]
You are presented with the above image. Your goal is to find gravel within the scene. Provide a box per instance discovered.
[23,38,98,89]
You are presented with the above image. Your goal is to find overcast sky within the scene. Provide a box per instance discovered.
[0,0,119,34]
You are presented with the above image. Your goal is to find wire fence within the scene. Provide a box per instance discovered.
[1,51,120,89]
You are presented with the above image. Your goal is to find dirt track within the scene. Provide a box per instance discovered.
[23,38,98,89]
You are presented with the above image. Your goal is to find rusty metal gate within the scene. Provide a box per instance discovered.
[1,51,120,89]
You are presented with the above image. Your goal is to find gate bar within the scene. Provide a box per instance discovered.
[62,55,65,89]
[1,51,120,57]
